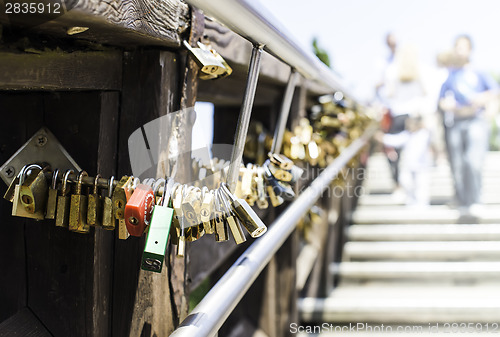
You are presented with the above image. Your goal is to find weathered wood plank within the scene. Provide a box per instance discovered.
[115,49,185,337]
[0,0,189,48]
[0,50,122,90]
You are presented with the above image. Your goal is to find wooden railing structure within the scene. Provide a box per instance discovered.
[0,1,372,336]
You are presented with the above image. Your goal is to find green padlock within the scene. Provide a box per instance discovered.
[141,178,174,273]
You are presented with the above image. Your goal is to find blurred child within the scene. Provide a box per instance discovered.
[377,115,431,207]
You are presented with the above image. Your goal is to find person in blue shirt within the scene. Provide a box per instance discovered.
[439,35,499,216]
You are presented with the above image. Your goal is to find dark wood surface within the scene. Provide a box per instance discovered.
[0,307,52,337]
[0,50,122,90]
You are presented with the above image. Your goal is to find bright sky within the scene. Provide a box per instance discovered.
[259,0,500,101]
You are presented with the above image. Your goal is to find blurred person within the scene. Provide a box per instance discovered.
[438,35,499,215]
[377,115,431,207]
[379,43,427,198]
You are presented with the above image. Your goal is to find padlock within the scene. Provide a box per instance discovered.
[45,169,59,219]
[220,183,267,238]
[12,165,45,220]
[268,162,293,182]
[87,174,103,227]
[55,170,74,227]
[173,184,187,256]
[69,171,90,233]
[183,40,226,77]
[263,164,295,201]
[141,178,174,273]
[102,176,115,230]
[269,153,294,171]
[255,167,269,209]
[267,185,284,207]
[213,188,228,242]
[4,172,20,202]
[19,165,49,217]
[113,176,133,240]
[219,188,246,245]
[200,187,214,234]
[124,183,155,237]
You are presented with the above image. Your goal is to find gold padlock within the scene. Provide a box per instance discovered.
[55,170,74,227]
[102,176,115,230]
[19,165,49,217]
[113,176,133,240]
[213,188,228,242]
[200,187,214,235]
[87,174,103,227]
[12,165,45,220]
[45,169,59,219]
[69,171,90,233]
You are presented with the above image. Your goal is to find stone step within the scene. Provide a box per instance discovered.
[299,285,500,323]
[344,241,500,261]
[351,206,500,224]
[332,261,500,280]
[347,224,500,241]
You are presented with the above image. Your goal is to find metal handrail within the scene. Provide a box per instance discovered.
[184,0,359,101]
[170,126,376,337]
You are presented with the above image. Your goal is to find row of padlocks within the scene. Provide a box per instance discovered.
[3,93,372,274]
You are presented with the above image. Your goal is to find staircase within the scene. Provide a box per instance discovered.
[298,152,500,335]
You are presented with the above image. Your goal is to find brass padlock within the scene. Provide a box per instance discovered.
[69,171,90,233]
[267,185,284,207]
[102,176,115,230]
[87,174,103,227]
[221,183,267,238]
[19,165,49,217]
[12,165,45,220]
[183,41,226,79]
[220,188,246,245]
[113,176,133,240]
[55,170,74,227]
[45,169,59,219]
[200,187,214,235]
[255,167,269,209]
[213,188,228,242]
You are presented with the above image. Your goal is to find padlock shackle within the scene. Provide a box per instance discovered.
[107,176,114,198]
[19,164,43,185]
[76,171,88,194]
[62,169,74,196]
[51,169,60,190]
[93,174,101,194]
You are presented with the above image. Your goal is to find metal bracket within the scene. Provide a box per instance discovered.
[0,127,81,185]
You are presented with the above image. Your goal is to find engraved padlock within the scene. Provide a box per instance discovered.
[69,171,90,233]
[55,170,74,227]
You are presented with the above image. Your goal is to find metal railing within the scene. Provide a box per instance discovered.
[170,126,376,337]
[185,0,359,102]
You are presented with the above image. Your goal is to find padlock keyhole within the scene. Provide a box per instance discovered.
[21,195,33,204]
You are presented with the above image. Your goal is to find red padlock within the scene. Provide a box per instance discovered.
[124,184,155,237]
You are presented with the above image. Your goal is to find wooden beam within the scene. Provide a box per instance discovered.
[0,50,122,90]
[0,0,189,48]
